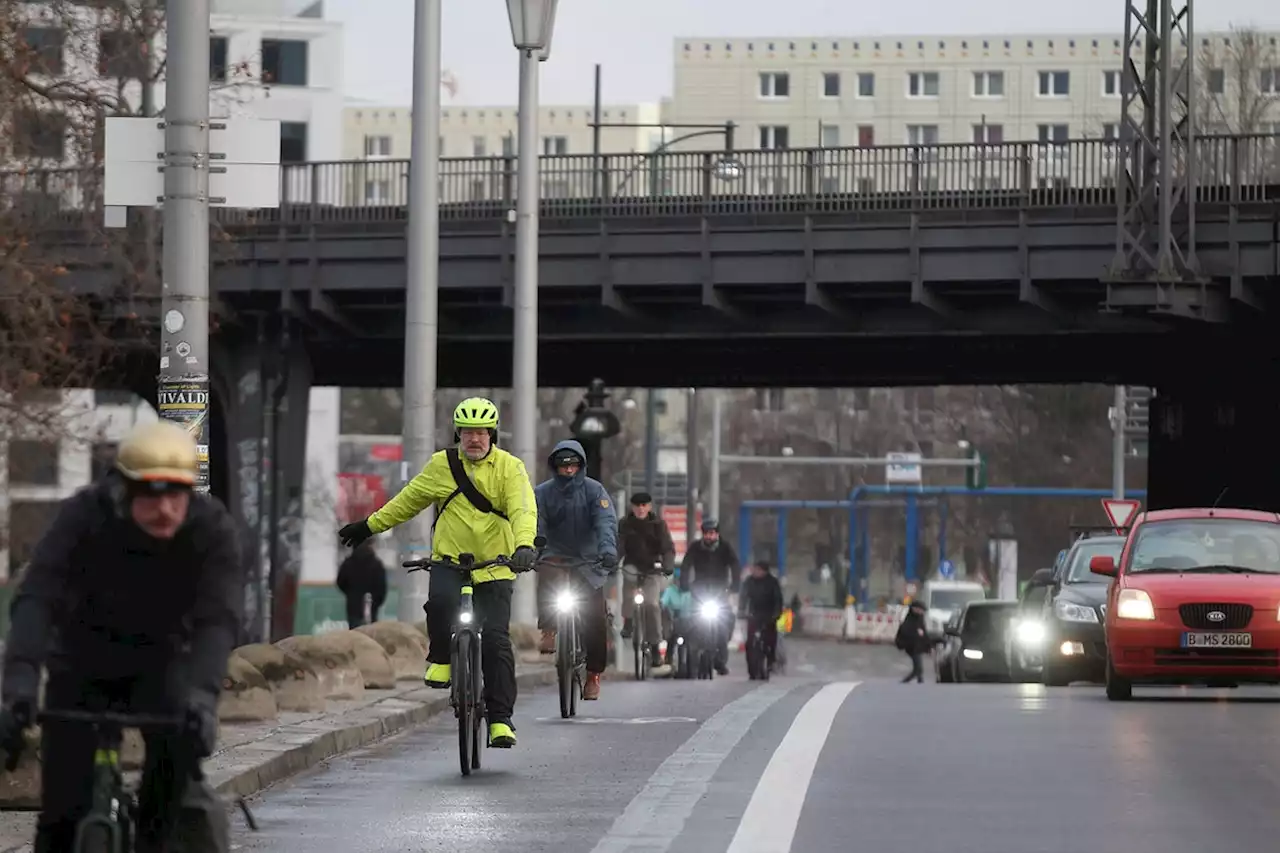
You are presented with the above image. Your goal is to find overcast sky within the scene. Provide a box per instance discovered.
[326,0,1280,106]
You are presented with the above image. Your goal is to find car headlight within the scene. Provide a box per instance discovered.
[556,591,575,612]
[1116,589,1155,620]
[700,601,720,620]
[962,648,984,660]
[1015,620,1046,645]
[634,593,645,604]
[458,611,473,625]
[1055,600,1099,623]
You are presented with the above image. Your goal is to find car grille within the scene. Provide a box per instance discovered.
[1179,603,1253,630]
[1155,648,1279,667]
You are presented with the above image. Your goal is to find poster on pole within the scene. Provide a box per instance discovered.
[157,377,210,491]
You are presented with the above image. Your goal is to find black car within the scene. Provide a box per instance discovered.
[938,600,1020,683]
[1032,534,1125,686]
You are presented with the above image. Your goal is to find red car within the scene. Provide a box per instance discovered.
[1091,507,1280,700]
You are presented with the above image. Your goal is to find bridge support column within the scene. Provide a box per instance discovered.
[1146,368,1280,512]
[212,324,312,643]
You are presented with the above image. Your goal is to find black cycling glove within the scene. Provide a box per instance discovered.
[338,519,373,547]
[510,546,536,571]
[600,553,617,570]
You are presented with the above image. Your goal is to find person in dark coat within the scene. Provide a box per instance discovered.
[740,561,784,668]
[680,518,740,675]
[336,540,388,628]
[895,600,932,683]
[617,491,675,666]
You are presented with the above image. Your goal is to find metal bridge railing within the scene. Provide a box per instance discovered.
[3,133,1277,227]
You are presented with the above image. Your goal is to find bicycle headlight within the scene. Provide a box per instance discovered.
[1015,619,1045,645]
[556,591,575,612]
[458,611,473,625]
[633,592,645,604]
[700,601,720,620]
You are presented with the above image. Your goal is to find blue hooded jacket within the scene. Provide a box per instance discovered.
[534,439,619,589]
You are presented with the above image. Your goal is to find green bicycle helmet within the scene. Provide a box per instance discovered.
[453,397,499,429]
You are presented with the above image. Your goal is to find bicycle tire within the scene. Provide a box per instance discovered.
[455,632,474,776]
[557,610,574,719]
[633,603,645,681]
[470,635,483,770]
[73,814,116,853]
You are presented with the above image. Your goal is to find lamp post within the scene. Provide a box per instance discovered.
[570,379,622,482]
[506,0,559,627]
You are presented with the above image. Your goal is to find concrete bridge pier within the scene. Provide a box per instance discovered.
[211,322,312,643]
[1146,369,1280,514]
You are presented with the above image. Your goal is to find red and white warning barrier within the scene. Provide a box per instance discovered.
[846,606,907,644]
[799,605,849,639]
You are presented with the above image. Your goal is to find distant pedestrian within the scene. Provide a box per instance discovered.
[337,540,387,628]
[894,601,931,684]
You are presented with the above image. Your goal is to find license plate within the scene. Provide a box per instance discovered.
[1181,632,1252,648]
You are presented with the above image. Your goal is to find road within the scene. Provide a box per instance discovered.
[234,639,1280,852]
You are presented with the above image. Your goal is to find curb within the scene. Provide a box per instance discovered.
[210,665,558,799]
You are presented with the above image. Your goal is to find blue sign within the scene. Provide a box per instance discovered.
[938,559,955,579]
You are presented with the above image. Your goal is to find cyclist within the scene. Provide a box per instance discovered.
[0,420,245,853]
[618,492,675,669]
[739,560,784,671]
[679,518,740,676]
[533,440,618,700]
[337,397,537,749]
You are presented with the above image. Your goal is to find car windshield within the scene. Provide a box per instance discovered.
[963,604,1017,636]
[1066,540,1124,583]
[929,589,985,611]
[1128,518,1280,574]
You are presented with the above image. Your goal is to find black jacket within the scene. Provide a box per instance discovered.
[1,474,245,711]
[895,609,931,655]
[680,539,741,597]
[618,512,676,573]
[740,572,783,621]
[337,542,388,607]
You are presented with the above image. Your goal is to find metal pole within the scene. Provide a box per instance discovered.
[644,389,659,497]
[157,0,211,492]
[685,389,700,537]
[395,0,442,623]
[592,63,602,199]
[1112,385,1126,500]
[709,392,722,522]
[510,47,541,627]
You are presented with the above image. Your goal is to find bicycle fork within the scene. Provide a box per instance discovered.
[75,747,125,853]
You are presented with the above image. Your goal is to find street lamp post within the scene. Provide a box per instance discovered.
[506,0,559,627]
[570,379,622,482]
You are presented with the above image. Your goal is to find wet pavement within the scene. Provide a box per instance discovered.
[235,639,1280,853]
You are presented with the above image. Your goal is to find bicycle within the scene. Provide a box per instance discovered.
[744,619,771,682]
[28,709,258,853]
[538,556,608,718]
[691,595,728,681]
[623,562,668,682]
[403,540,542,777]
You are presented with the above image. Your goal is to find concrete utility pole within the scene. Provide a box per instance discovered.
[1112,385,1127,500]
[396,0,443,622]
[157,0,212,492]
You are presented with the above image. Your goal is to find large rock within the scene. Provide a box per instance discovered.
[355,622,427,681]
[411,620,429,642]
[217,653,277,722]
[340,630,397,689]
[276,634,365,700]
[233,643,325,712]
[0,727,42,807]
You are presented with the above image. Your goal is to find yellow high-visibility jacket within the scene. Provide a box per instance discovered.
[367,447,537,583]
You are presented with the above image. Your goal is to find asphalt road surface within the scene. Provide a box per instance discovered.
[234,639,1280,853]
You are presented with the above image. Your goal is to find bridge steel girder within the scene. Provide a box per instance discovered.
[1107,0,1209,318]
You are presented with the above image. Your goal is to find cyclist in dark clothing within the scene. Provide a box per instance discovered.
[679,519,740,675]
[740,561,784,668]
[617,491,675,667]
[336,540,388,628]
[0,421,245,853]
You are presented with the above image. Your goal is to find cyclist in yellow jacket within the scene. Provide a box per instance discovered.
[337,397,537,748]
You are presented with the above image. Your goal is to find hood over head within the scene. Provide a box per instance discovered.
[548,439,587,484]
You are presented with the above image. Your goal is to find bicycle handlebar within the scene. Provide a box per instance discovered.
[403,537,548,573]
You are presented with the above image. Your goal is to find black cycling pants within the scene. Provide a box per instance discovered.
[425,573,517,723]
[36,670,225,853]
[747,617,779,664]
[537,565,609,674]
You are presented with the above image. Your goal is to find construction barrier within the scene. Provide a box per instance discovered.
[846,605,908,644]
[799,605,849,639]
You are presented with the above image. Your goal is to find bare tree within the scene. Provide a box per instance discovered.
[1197,25,1280,182]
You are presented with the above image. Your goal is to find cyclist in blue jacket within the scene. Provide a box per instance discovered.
[534,440,618,700]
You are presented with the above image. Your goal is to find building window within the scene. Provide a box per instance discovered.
[363,135,391,158]
[364,179,390,203]
[819,124,840,147]
[759,71,790,98]
[1037,123,1069,145]
[210,36,228,82]
[8,440,59,486]
[472,136,486,157]
[758,125,789,149]
[972,70,1004,97]
[98,30,147,79]
[501,134,515,156]
[973,123,1003,144]
[542,136,567,155]
[1103,123,1119,141]
[857,124,875,147]
[857,72,875,98]
[1207,68,1225,95]
[8,501,59,576]
[262,38,308,86]
[1263,67,1280,94]
[13,109,67,160]
[1038,70,1070,96]
[906,124,939,145]
[1102,70,1121,96]
[280,121,308,163]
[907,71,939,97]
[22,27,65,76]
[90,442,117,481]
[821,72,840,97]
[755,389,786,411]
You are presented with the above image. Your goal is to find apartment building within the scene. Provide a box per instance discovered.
[341,102,662,206]
[664,32,1280,151]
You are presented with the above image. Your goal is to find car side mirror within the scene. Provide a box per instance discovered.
[1089,555,1117,576]
[945,625,960,637]
[1028,568,1055,587]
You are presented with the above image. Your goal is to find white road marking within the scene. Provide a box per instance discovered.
[725,681,861,853]
[588,684,793,853]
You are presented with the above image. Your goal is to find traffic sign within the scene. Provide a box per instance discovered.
[886,451,923,484]
[1101,499,1140,531]
[938,559,955,579]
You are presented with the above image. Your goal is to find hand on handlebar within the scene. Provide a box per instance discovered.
[511,545,537,571]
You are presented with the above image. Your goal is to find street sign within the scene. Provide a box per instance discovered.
[1101,499,1141,531]
[938,559,955,579]
[885,451,923,484]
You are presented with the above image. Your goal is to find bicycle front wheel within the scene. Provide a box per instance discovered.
[455,633,474,776]
[557,611,575,718]
[633,604,646,681]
